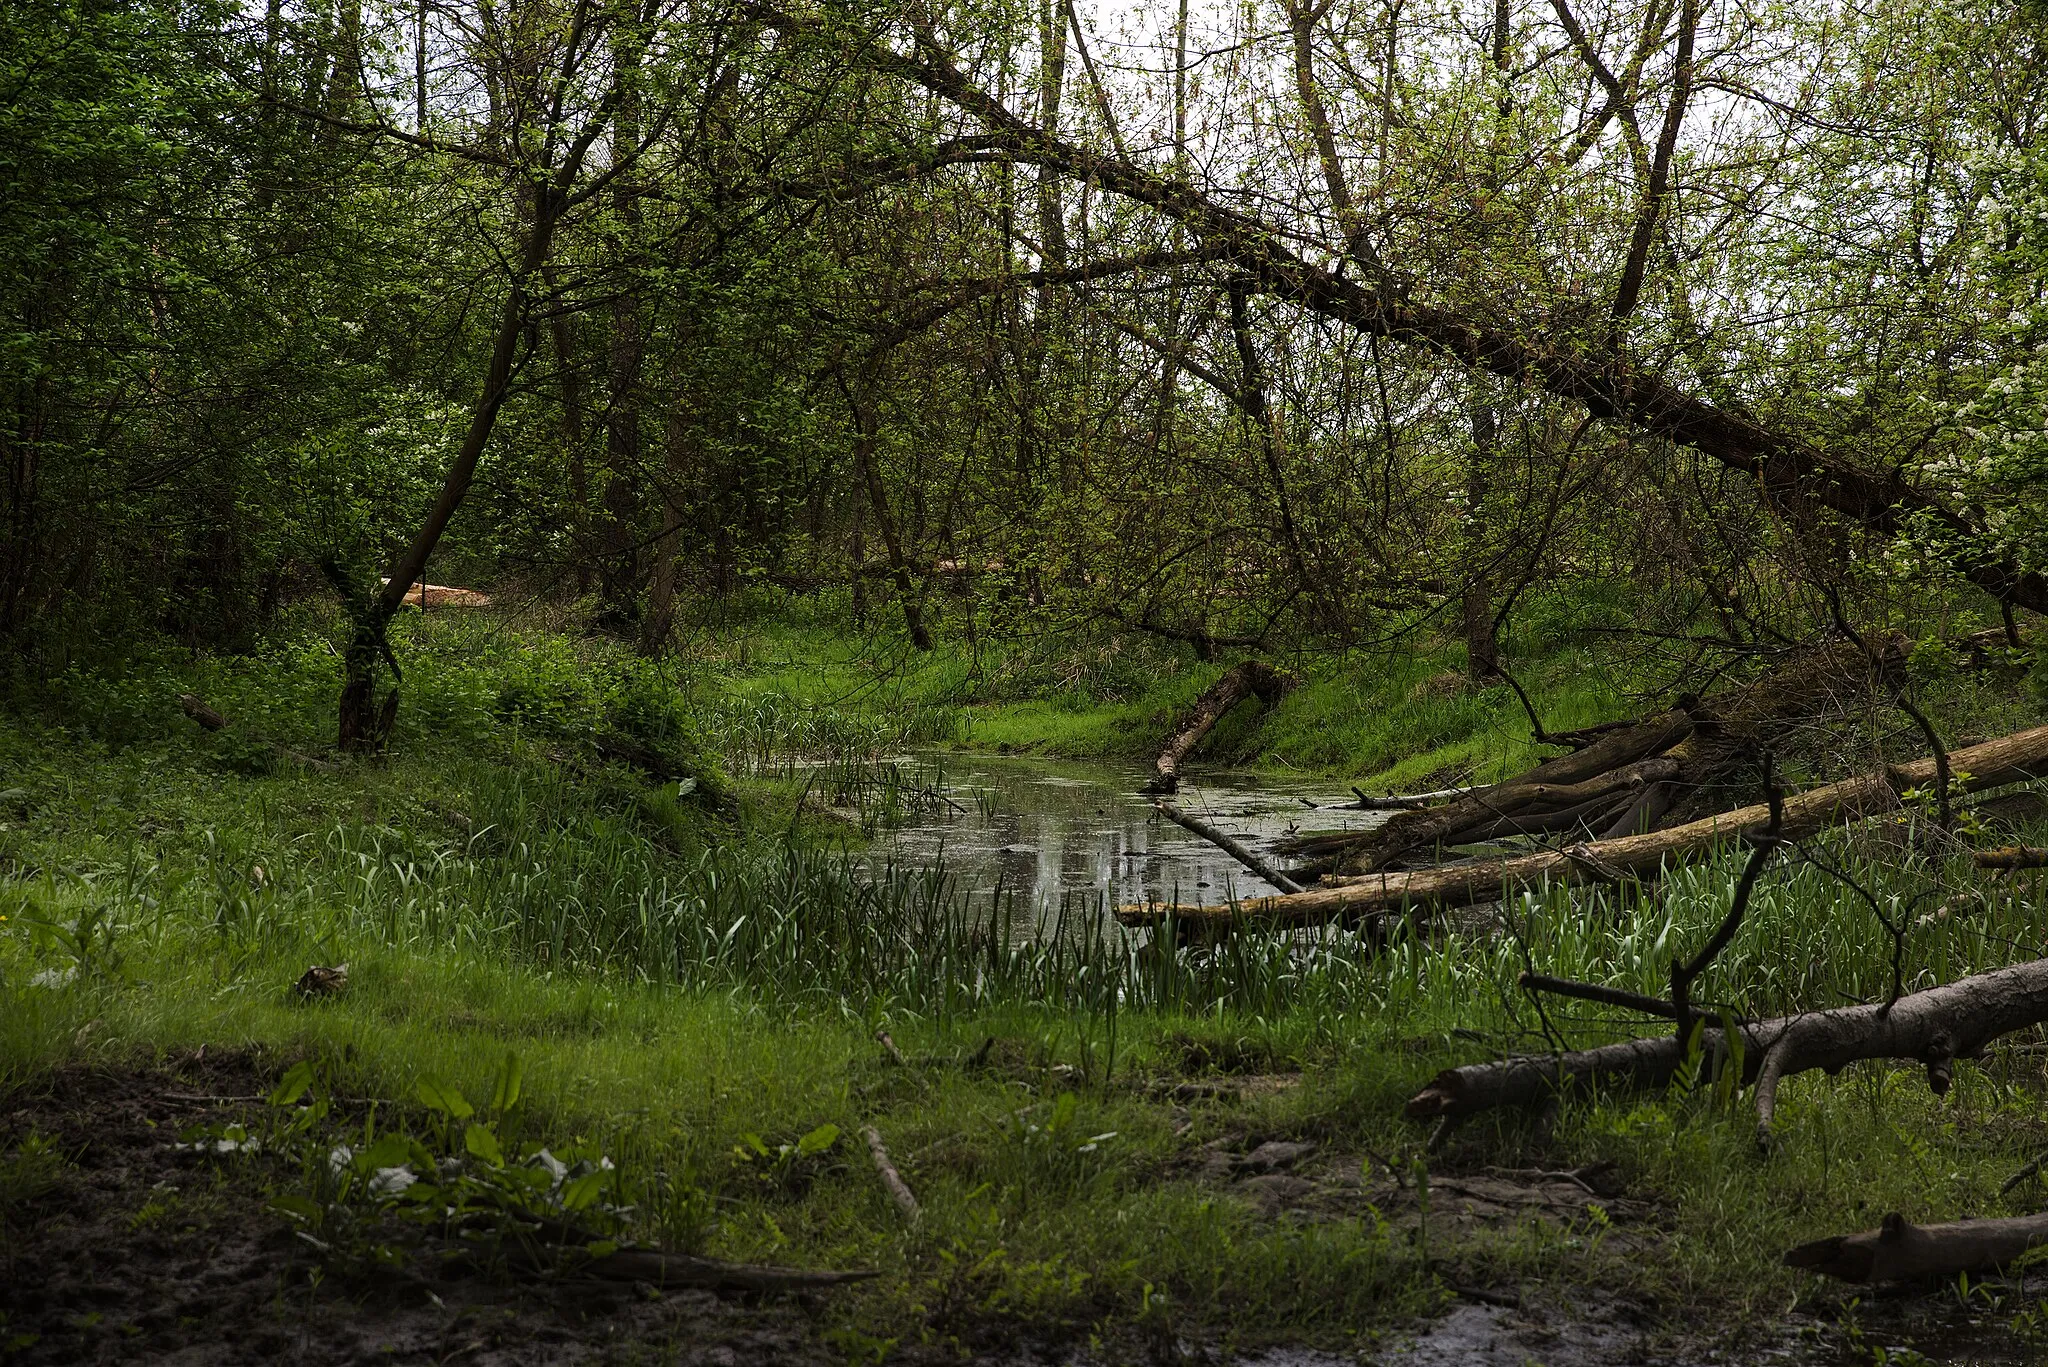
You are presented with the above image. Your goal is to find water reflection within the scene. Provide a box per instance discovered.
[871,752,1392,922]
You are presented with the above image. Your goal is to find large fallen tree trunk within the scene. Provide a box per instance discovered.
[1401,957,2048,1149]
[1115,722,2048,933]
[1785,1211,2048,1284]
[1145,661,1296,794]
[1281,635,1906,878]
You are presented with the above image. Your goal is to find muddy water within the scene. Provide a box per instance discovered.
[873,751,1391,921]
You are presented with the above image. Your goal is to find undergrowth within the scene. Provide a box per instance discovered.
[6,609,2048,1355]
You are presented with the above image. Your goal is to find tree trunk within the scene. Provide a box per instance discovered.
[1145,660,1297,794]
[847,384,932,650]
[338,139,591,746]
[1464,397,1499,679]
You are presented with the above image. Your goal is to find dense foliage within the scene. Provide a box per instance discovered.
[7,0,2048,716]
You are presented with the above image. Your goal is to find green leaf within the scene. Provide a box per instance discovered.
[416,1076,473,1121]
[559,1169,610,1211]
[266,1194,323,1225]
[464,1123,503,1167]
[358,1134,412,1171]
[268,1060,315,1108]
[489,1052,523,1114]
[797,1123,840,1156]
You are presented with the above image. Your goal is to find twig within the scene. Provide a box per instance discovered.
[1156,803,1304,893]
[1350,785,1476,810]
[1670,756,1782,1041]
[1519,972,1681,1020]
[2003,1151,2048,1198]
[862,1125,921,1226]
[875,1031,910,1068]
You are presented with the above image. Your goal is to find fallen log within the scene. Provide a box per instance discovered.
[177,694,337,771]
[1403,958,2048,1150]
[1283,635,1905,877]
[513,1213,879,1290]
[1145,661,1296,794]
[1975,846,2048,871]
[1115,722,2048,933]
[1785,1211,2048,1284]
[580,1247,880,1291]
[1157,803,1304,893]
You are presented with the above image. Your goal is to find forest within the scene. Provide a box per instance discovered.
[7,0,2048,1359]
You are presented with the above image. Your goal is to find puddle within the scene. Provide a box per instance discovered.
[868,751,1391,925]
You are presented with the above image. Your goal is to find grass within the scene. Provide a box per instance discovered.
[8,603,2048,1356]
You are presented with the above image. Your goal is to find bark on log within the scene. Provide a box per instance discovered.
[1145,661,1296,794]
[1157,803,1304,893]
[1785,1211,2048,1284]
[1402,958,2048,1150]
[179,694,227,731]
[580,1247,880,1290]
[1116,723,2048,932]
[1976,846,2048,871]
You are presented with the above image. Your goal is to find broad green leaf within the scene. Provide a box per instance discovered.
[797,1123,840,1156]
[560,1170,610,1211]
[464,1122,504,1166]
[416,1076,473,1121]
[489,1052,523,1114]
[358,1134,412,1171]
[268,1060,315,1108]
[267,1194,323,1225]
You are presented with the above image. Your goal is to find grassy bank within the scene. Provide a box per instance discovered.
[7,607,2048,1360]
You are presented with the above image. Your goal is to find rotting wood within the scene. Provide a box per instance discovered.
[1157,803,1303,893]
[1146,660,1296,794]
[179,694,227,731]
[1784,1211,2048,1283]
[862,1125,921,1226]
[1975,846,2048,871]
[580,1247,879,1290]
[176,694,337,772]
[1403,957,2048,1150]
[515,1213,878,1290]
[1116,722,2048,933]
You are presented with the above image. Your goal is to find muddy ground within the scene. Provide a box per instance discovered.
[1,1056,2038,1365]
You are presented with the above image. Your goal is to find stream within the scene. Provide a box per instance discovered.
[867,751,1393,922]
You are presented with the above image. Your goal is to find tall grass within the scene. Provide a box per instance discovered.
[12,731,2044,1062]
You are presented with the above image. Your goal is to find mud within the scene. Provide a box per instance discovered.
[0,1053,839,1366]
[6,1055,2044,1365]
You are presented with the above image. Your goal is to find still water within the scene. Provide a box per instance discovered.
[869,751,1393,916]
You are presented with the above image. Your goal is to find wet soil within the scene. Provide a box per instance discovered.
[7,1054,2044,1365]
[0,1051,843,1366]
